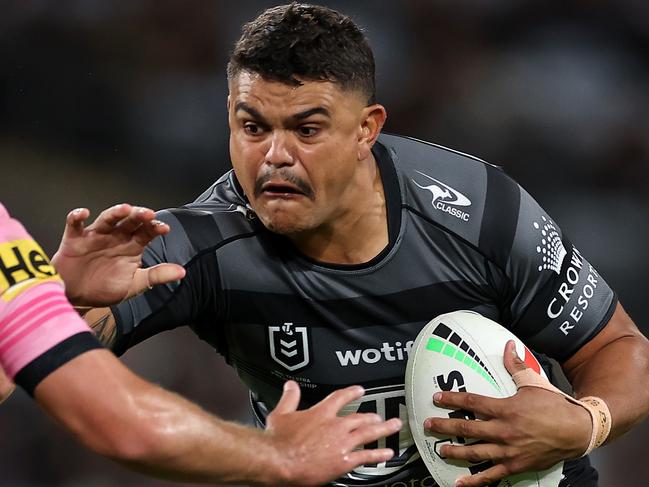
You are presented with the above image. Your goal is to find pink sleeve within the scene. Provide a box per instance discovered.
[0,204,92,379]
[0,282,91,378]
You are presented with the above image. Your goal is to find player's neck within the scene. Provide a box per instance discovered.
[290,155,388,265]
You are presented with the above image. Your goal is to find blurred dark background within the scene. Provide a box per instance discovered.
[1,1,648,485]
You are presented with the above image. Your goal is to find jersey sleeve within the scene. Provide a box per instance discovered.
[483,170,617,361]
[0,204,101,394]
[111,209,219,355]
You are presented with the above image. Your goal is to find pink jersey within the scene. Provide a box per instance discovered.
[0,204,91,379]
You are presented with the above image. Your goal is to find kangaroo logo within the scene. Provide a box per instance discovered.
[413,171,472,221]
[412,171,471,207]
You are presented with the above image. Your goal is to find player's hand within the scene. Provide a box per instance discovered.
[264,381,402,487]
[423,341,592,487]
[51,204,186,307]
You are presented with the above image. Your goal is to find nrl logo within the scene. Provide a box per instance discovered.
[268,323,311,372]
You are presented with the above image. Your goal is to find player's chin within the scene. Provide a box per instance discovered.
[260,212,312,236]
[256,203,314,235]
[264,219,311,236]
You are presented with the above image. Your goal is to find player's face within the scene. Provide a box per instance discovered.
[228,72,374,236]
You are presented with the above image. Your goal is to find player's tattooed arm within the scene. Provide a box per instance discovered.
[83,307,118,347]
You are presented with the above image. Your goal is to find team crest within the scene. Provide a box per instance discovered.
[268,323,311,372]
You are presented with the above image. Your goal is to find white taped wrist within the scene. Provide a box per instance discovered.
[577,396,611,455]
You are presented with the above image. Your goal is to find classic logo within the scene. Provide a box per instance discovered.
[268,322,311,372]
[533,215,567,274]
[412,171,471,221]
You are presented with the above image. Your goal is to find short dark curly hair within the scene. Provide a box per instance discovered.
[227,3,376,104]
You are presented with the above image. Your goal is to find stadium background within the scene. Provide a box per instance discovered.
[1,1,648,485]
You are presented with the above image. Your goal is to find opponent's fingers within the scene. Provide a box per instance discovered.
[349,418,403,447]
[433,391,502,418]
[342,412,383,430]
[272,381,302,415]
[424,416,500,443]
[91,203,133,234]
[503,340,527,377]
[317,385,366,415]
[62,208,90,239]
[342,448,395,471]
[116,206,156,235]
[439,442,507,464]
[455,463,511,487]
[132,219,171,246]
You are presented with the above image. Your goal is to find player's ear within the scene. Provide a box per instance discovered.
[357,104,387,161]
[227,95,231,112]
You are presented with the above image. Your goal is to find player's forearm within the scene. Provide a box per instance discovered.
[35,350,288,485]
[566,332,649,442]
[82,307,118,347]
[110,383,287,485]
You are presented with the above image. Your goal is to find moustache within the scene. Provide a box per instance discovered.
[254,170,314,199]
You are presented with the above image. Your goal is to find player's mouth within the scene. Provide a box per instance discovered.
[260,181,305,198]
[255,176,315,201]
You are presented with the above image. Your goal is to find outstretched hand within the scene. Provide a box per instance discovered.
[423,341,592,487]
[51,204,186,307]
[264,381,402,487]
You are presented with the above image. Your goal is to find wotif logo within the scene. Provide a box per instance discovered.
[412,171,471,221]
[335,340,414,366]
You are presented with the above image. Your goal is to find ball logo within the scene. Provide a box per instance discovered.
[533,216,567,274]
[268,322,311,372]
[427,322,500,393]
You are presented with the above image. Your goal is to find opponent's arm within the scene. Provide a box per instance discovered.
[36,349,401,486]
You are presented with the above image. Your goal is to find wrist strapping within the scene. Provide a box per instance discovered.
[511,369,612,456]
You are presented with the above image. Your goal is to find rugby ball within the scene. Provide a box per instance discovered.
[405,310,563,487]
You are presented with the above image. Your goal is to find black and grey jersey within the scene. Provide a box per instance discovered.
[112,133,615,487]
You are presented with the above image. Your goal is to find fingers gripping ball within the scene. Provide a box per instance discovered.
[405,310,563,487]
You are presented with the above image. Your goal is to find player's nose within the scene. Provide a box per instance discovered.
[263,130,295,168]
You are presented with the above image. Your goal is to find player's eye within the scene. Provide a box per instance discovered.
[244,123,263,135]
[297,126,318,137]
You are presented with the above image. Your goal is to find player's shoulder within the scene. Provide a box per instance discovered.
[379,133,521,249]
[150,171,260,263]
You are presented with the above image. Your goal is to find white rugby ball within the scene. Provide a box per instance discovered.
[405,310,563,487]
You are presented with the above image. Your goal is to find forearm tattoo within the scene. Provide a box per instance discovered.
[90,313,117,347]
